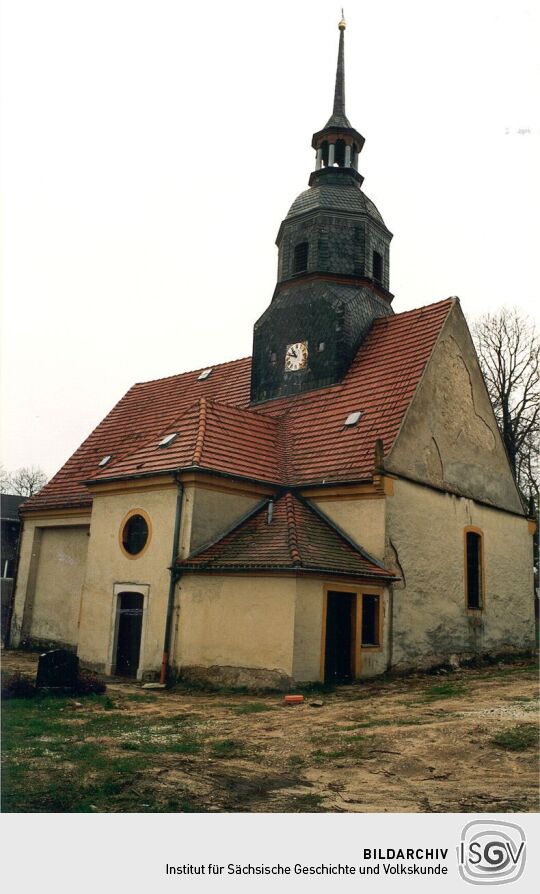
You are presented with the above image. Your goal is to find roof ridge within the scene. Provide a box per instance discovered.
[284,492,302,566]
[375,296,455,325]
[192,398,208,466]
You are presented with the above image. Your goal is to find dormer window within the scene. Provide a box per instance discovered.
[373,250,383,283]
[293,242,309,274]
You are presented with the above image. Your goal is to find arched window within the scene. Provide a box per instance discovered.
[465,529,484,609]
[293,242,309,274]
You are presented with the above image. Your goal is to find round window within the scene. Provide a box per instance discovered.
[121,513,149,556]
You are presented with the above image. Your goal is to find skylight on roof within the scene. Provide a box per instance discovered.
[158,432,178,448]
[98,455,112,467]
[344,411,362,427]
[198,368,213,381]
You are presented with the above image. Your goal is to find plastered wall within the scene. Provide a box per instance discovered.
[292,578,325,681]
[386,478,535,669]
[173,574,297,685]
[292,578,390,681]
[186,486,262,554]
[312,496,386,560]
[10,514,91,647]
[173,572,390,687]
[77,486,177,674]
[387,303,523,513]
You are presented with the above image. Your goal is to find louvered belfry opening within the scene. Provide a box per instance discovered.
[293,241,309,273]
[373,250,383,283]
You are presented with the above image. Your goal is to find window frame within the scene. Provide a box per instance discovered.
[372,249,383,283]
[293,241,309,274]
[361,593,381,648]
[119,508,152,560]
[464,526,485,611]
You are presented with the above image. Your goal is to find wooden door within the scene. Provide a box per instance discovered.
[324,591,356,683]
[115,592,144,677]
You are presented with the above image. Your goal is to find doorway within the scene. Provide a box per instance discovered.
[324,591,356,683]
[115,591,144,677]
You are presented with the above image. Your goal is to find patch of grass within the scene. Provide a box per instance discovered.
[210,738,245,758]
[480,664,538,679]
[290,793,324,812]
[311,743,365,763]
[158,797,198,813]
[491,724,538,752]
[422,682,467,702]
[287,755,305,767]
[166,713,197,724]
[505,695,538,703]
[346,717,425,730]
[167,740,201,755]
[124,693,158,703]
[232,702,275,715]
[296,682,336,696]
[1,671,36,699]
[84,693,116,709]
[2,749,145,813]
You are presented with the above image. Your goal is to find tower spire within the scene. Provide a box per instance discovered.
[311,15,364,175]
[327,12,350,128]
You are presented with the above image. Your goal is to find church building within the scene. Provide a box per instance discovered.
[10,19,535,688]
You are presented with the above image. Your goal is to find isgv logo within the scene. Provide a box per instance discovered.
[458,820,526,885]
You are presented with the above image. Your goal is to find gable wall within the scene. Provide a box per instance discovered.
[386,303,523,514]
[185,485,263,555]
[386,478,535,670]
[311,495,386,561]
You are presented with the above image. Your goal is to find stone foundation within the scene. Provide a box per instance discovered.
[390,646,536,675]
[18,637,77,655]
[177,664,292,691]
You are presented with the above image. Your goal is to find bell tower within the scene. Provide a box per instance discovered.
[251,16,394,404]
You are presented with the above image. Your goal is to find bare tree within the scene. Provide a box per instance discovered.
[472,307,539,499]
[0,465,12,493]
[1,466,48,497]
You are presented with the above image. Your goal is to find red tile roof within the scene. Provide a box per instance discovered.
[22,298,455,512]
[88,397,284,484]
[180,492,394,580]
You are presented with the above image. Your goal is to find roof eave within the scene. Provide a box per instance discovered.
[178,562,396,581]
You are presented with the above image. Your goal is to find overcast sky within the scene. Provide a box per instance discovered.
[1,0,539,479]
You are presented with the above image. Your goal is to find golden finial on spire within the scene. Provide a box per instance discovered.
[338,9,346,30]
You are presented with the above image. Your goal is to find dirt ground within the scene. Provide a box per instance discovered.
[2,649,538,813]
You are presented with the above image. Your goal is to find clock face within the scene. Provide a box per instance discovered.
[285,341,308,371]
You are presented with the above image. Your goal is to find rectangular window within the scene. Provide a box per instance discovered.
[293,242,309,273]
[361,594,380,646]
[372,250,383,283]
[466,531,483,609]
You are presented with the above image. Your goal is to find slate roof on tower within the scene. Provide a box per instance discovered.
[21,298,455,513]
